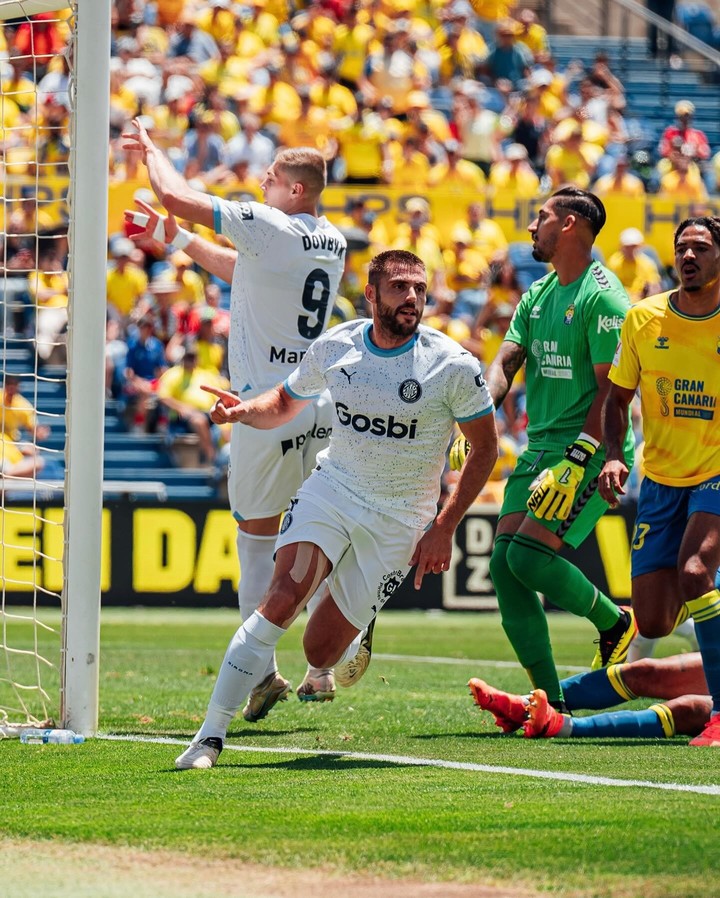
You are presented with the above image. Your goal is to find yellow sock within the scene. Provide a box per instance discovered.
[686,589,720,624]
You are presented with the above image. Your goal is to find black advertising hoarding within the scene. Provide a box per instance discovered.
[0,500,637,609]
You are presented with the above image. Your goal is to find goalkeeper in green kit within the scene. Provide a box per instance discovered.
[466,187,637,721]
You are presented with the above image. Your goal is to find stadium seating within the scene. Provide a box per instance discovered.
[1,336,221,502]
[550,35,720,151]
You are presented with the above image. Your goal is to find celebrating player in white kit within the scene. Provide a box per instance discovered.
[174,249,499,768]
[123,121,346,716]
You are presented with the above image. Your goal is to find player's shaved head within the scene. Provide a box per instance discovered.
[273,147,326,199]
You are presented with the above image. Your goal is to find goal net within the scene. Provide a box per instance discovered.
[0,0,109,736]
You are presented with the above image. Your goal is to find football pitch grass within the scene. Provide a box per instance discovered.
[3,607,718,898]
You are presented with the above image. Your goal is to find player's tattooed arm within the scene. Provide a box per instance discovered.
[483,340,527,409]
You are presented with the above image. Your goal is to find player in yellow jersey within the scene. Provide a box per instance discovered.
[600,216,720,746]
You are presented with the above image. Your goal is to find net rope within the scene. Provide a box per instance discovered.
[0,2,76,733]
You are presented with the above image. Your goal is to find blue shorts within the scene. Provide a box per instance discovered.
[631,474,720,577]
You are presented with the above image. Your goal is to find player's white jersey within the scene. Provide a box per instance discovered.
[284,320,494,529]
[211,197,347,396]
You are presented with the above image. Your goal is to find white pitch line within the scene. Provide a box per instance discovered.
[374,653,588,673]
[99,734,720,796]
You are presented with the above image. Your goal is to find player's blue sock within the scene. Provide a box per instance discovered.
[560,664,635,711]
[569,704,674,739]
[687,588,720,713]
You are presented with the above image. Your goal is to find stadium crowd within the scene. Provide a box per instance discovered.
[0,0,718,482]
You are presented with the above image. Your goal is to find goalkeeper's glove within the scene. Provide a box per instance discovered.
[449,434,470,471]
[526,438,597,521]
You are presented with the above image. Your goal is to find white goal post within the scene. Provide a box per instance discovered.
[0,0,110,736]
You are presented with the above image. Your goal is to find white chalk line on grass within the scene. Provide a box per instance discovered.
[375,653,588,673]
[99,734,720,796]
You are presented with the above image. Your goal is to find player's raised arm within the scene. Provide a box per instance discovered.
[122,118,214,229]
[201,384,310,430]
[125,199,237,284]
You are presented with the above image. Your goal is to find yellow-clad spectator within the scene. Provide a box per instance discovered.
[155,338,230,464]
[593,155,645,198]
[136,21,170,61]
[298,3,337,47]
[151,84,191,151]
[544,123,600,189]
[1,374,49,443]
[310,55,358,120]
[195,0,238,46]
[606,228,662,304]
[3,51,38,114]
[434,3,488,83]
[335,196,391,247]
[392,199,450,303]
[428,139,486,192]
[468,0,518,43]
[526,68,563,119]
[360,29,429,115]
[394,197,443,246]
[658,153,708,202]
[29,245,69,363]
[404,90,452,143]
[199,39,252,94]
[0,432,43,479]
[454,84,502,175]
[334,197,390,296]
[513,9,548,57]
[250,63,301,127]
[167,254,207,307]
[232,15,268,71]
[106,238,149,319]
[202,87,241,143]
[6,189,54,252]
[487,142,540,199]
[465,201,508,264]
[552,112,608,150]
[334,103,392,184]
[333,6,379,88]
[443,224,490,321]
[246,0,281,47]
[387,135,432,189]
[279,86,333,153]
[656,150,706,201]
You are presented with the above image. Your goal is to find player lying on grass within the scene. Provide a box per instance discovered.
[469,652,714,741]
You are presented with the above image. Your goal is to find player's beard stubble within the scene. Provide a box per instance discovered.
[374,289,422,339]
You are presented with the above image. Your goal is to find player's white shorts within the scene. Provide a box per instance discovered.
[274,472,425,630]
[228,392,332,522]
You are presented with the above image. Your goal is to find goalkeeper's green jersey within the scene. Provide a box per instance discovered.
[504,260,633,455]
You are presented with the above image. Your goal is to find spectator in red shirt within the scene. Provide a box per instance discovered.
[13,13,65,78]
[659,100,710,163]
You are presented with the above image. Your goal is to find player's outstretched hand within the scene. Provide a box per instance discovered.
[598,459,629,508]
[201,385,244,425]
[409,524,452,590]
[121,117,154,161]
[124,198,179,246]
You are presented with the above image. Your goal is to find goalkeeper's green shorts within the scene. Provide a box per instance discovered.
[499,445,610,549]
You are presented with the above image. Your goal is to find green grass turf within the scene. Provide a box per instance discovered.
[2,608,717,897]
